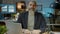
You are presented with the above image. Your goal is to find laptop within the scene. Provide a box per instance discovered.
[5,21,23,34]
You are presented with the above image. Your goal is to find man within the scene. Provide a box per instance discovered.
[50,0,60,23]
[17,1,46,34]
[14,1,26,20]
[50,0,60,31]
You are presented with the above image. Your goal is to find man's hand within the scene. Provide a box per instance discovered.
[42,32,49,34]
[32,30,41,34]
[22,29,31,34]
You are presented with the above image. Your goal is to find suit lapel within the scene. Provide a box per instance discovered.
[25,11,28,28]
[34,12,37,29]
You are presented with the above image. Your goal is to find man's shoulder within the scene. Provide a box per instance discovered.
[35,12,43,15]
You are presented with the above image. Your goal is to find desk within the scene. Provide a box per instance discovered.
[51,32,60,34]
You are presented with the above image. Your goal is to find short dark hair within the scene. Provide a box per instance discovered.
[18,1,25,4]
[16,1,26,6]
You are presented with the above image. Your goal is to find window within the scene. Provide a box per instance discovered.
[8,5,15,13]
[2,5,7,12]
[0,4,16,14]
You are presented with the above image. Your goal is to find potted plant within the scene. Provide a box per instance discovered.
[0,25,7,34]
[0,22,7,34]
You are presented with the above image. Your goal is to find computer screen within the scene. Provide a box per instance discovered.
[0,4,16,14]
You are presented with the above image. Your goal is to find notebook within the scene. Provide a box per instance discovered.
[5,21,22,34]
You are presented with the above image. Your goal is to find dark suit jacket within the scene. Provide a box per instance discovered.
[17,11,46,32]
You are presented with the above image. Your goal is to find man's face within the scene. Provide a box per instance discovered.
[29,2,36,10]
[17,3,25,11]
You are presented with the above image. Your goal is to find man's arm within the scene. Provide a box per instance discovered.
[32,13,46,34]
[39,13,47,33]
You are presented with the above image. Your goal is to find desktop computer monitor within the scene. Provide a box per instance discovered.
[0,4,16,20]
[0,4,16,14]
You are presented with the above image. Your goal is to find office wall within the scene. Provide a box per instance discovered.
[2,0,24,4]
[2,0,54,17]
[36,0,54,17]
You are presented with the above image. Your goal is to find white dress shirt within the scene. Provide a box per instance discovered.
[28,10,34,31]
